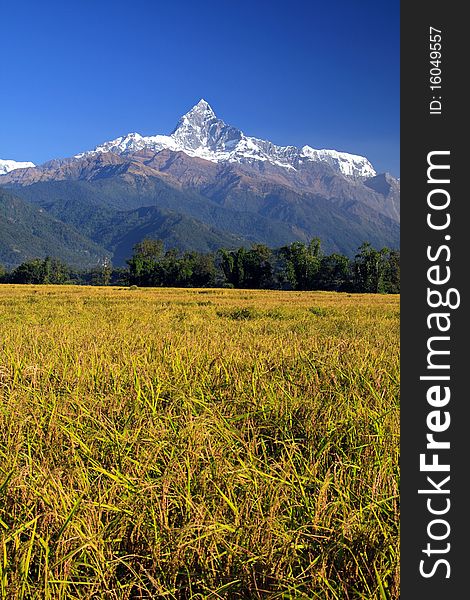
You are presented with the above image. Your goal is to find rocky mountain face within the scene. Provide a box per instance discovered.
[0,100,399,268]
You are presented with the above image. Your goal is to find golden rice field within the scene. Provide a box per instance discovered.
[0,285,399,599]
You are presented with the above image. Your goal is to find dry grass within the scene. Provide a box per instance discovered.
[0,285,399,599]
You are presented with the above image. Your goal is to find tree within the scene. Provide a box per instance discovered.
[91,257,113,286]
[102,257,113,286]
[185,252,216,287]
[42,257,69,284]
[10,259,46,284]
[218,248,246,288]
[91,256,113,285]
[242,244,274,289]
[279,238,323,290]
[218,248,236,286]
[383,249,400,293]
[317,253,350,291]
[352,243,390,293]
[160,249,192,287]
[10,257,69,284]
[127,238,164,286]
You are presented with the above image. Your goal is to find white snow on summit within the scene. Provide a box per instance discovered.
[301,146,376,178]
[76,99,376,179]
[0,158,36,175]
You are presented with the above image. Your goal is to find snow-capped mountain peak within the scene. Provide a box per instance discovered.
[301,146,376,178]
[75,100,376,179]
[0,158,35,175]
[171,99,243,155]
[173,98,216,128]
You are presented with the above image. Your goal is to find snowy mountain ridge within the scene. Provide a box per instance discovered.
[0,158,36,175]
[76,99,376,179]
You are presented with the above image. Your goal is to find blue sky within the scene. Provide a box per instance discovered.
[2,0,399,175]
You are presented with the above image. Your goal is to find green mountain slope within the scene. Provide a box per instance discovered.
[0,188,109,269]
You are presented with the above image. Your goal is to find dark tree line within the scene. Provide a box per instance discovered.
[0,239,400,293]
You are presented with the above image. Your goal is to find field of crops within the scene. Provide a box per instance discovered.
[0,285,399,599]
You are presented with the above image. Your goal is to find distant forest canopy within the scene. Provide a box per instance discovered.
[0,238,400,293]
